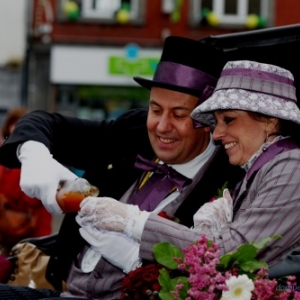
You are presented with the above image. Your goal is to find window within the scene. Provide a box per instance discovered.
[81,0,122,19]
[57,0,145,24]
[189,0,272,28]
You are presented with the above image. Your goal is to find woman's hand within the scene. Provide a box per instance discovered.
[193,189,233,238]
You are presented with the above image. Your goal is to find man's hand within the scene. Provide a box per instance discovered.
[78,227,141,273]
[18,141,78,215]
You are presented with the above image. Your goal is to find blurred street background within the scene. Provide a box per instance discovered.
[0,0,300,232]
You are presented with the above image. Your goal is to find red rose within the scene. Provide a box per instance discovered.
[151,282,161,291]
[158,211,180,223]
[158,211,172,220]
[121,263,161,300]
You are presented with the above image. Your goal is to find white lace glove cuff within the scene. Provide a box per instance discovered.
[131,210,150,242]
[78,197,150,242]
[123,205,141,239]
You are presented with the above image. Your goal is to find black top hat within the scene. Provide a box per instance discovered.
[133,36,227,97]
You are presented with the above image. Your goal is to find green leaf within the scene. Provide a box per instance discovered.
[218,253,232,269]
[153,242,184,269]
[207,240,213,248]
[219,236,280,272]
[158,272,189,300]
[175,277,189,299]
[217,181,228,198]
[239,260,268,272]
[234,244,258,261]
[159,291,175,300]
[219,244,258,269]
[158,269,173,292]
[251,235,282,250]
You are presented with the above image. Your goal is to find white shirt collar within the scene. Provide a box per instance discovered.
[160,134,216,179]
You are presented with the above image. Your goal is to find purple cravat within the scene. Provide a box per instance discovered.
[129,155,192,211]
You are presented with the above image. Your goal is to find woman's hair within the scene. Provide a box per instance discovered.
[248,111,300,146]
[1,107,28,139]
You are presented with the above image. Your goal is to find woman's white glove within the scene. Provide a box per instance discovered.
[18,141,78,215]
[78,196,141,239]
[193,188,233,238]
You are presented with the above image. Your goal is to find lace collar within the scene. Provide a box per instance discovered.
[241,136,288,172]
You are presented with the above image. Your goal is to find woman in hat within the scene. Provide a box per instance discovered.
[191,60,300,266]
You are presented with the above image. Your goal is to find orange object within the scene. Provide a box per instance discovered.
[56,178,99,213]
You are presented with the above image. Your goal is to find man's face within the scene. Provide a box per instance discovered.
[147,87,211,164]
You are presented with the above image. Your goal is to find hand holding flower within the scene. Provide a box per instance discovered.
[193,188,233,237]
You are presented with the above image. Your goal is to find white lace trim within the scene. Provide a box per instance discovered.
[241,135,288,172]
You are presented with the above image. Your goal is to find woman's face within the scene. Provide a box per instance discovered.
[212,110,269,166]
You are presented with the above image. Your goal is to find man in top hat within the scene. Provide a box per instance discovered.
[0,36,242,299]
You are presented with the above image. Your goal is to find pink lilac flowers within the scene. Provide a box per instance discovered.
[153,235,300,300]
[176,235,228,299]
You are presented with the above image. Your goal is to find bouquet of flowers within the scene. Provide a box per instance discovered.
[121,235,300,300]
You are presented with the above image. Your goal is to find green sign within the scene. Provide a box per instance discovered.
[109,57,159,77]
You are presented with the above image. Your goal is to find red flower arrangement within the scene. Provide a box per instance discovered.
[121,263,162,300]
[121,235,300,300]
[121,211,176,300]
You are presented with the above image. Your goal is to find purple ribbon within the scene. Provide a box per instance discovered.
[134,155,191,192]
[246,138,299,180]
[153,61,219,128]
[216,68,296,102]
[232,138,299,202]
[154,61,218,92]
[221,68,294,85]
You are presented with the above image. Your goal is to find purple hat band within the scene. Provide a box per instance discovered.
[153,61,218,92]
[215,68,296,102]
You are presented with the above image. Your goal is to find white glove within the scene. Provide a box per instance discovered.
[193,188,233,238]
[78,226,141,274]
[18,141,78,215]
[78,196,141,239]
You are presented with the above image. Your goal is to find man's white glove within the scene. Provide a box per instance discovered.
[193,188,233,238]
[78,227,142,274]
[78,196,141,239]
[18,141,78,215]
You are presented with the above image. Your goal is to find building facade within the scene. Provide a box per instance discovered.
[19,0,300,119]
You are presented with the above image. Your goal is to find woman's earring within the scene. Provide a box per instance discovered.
[263,131,270,151]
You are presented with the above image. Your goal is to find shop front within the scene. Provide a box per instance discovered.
[50,43,161,120]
